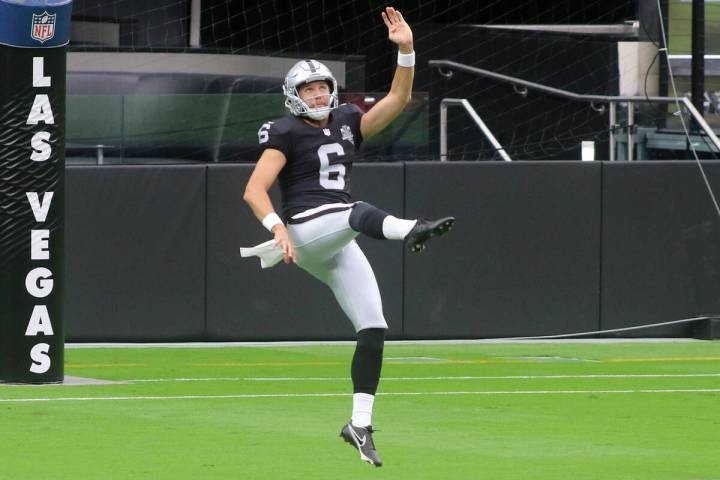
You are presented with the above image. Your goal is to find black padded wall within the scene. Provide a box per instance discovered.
[601,161,720,336]
[403,162,602,338]
[64,165,206,340]
[63,161,720,341]
[205,163,404,340]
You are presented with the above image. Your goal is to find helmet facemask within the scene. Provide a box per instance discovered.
[283,60,339,120]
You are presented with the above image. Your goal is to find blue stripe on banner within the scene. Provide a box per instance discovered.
[0,0,73,48]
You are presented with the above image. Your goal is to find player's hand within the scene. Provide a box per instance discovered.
[382,7,413,52]
[272,225,297,264]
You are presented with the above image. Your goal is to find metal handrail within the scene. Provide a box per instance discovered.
[429,59,720,159]
[441,98,511,161]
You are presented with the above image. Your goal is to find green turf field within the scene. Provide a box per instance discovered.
[1,341,719,480]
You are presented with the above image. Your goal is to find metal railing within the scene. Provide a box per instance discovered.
[429,59,720,161]
[440,98,511,161]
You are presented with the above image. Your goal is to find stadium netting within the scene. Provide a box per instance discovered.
[66,0,720,162]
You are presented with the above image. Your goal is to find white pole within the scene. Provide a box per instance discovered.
[190,0,201,48]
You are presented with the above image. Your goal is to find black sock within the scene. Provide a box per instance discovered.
[351,328,386,395]
[349,202,389,240]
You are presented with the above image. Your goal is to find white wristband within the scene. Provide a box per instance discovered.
[397,50,415,68]
[262,212,283,232]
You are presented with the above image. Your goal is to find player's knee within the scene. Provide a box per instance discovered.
[349,202,387,239]
[357,327,386,351]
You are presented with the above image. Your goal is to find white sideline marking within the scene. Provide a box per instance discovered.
[1,388,719,403]
[126,373,720,383]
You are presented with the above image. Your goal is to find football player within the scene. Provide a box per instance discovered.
[242,7,454,467]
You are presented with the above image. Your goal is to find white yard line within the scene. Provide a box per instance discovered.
[1,388,719,403]
[4,373,717,387]
[65,338,703,348]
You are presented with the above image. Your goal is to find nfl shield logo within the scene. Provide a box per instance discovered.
[31,12,56,44]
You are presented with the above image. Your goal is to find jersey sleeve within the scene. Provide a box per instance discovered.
[257,119,291,158]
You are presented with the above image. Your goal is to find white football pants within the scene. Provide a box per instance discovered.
[287,204,388,332]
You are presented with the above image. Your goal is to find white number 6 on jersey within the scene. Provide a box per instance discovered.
[258,122,273,144]
[318,143,346,190]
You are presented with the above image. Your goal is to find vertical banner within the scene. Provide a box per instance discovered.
[0,0,72,383]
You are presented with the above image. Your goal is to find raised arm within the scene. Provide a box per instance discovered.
[243,148,296,263]
[360,7,415,140]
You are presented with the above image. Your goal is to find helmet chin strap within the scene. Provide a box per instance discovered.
[306,109,330,121]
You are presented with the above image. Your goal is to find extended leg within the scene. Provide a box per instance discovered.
[349,201,455,252]
[349,201,416,240]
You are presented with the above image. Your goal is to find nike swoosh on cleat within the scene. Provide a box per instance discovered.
[348,425,367,446]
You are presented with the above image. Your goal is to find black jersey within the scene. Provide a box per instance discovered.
[257,103,364,221]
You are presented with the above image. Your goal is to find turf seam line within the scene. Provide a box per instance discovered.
[63,338,705,348]
[122,373,720,383]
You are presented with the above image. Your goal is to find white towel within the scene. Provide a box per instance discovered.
[239,239,284,269]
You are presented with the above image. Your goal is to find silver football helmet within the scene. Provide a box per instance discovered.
[283,60,338,120]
